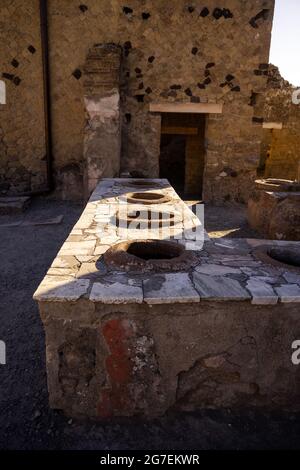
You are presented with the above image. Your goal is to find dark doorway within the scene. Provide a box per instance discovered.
[160,134,186,195]
[159,113,206,199]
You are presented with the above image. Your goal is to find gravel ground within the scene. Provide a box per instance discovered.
[0,197,300,450]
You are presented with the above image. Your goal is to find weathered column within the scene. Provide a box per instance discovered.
[83,44,122,198]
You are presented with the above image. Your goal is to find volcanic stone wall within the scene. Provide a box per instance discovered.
[0,0,275,201]
[261,65,300,181]
[0,0,46,194]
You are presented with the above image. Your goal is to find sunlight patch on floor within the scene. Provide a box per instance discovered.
[207,228,241,238]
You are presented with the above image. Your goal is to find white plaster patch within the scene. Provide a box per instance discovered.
[84,93,119,122]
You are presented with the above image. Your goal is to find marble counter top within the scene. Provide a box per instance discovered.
[34,179,300,305]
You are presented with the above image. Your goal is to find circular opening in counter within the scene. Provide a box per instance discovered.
[125,192,171,204]
[268,247,300,267]
[103,239,198,272]
[252,245,300,272]
[127,240,182,260]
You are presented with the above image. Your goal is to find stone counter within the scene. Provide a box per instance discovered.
[34,179,300,418]
[247,180,300,240]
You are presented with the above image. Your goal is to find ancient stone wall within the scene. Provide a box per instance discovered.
[0,0,47,194]
[1,0,275,201]
[83,44,122,197]
[261,65,300,181]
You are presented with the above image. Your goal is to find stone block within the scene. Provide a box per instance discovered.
[90,281,143,304]
[195,264,241,275]
[275,284,300,303]
[193,272,250,301]
[34,276,90,301]
[246,278,278,305]
[143,273,200,304]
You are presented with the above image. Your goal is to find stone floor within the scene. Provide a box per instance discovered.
[0,196,31,215]
[1,196,300,449]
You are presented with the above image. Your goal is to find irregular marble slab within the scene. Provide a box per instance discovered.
[90,281,143,304]
[143,273,200,304]
[58,240,96,256]
[47,267,77,277]
[275,285,300,303]
[249,275,282,285]
[220,260,262,267]
[51,255,80,269]
[283,271,300,285]
[76,255,98,263]
[246,279,278,305]
[73,213,94,230]
[241,267,280,277]
[33,276,90,301]
[212,254,253,262]
[96,235,119,245]
[76,262,100,279]
[193,272,250,301]
[94,245,110,255]
[195,264,241,275]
